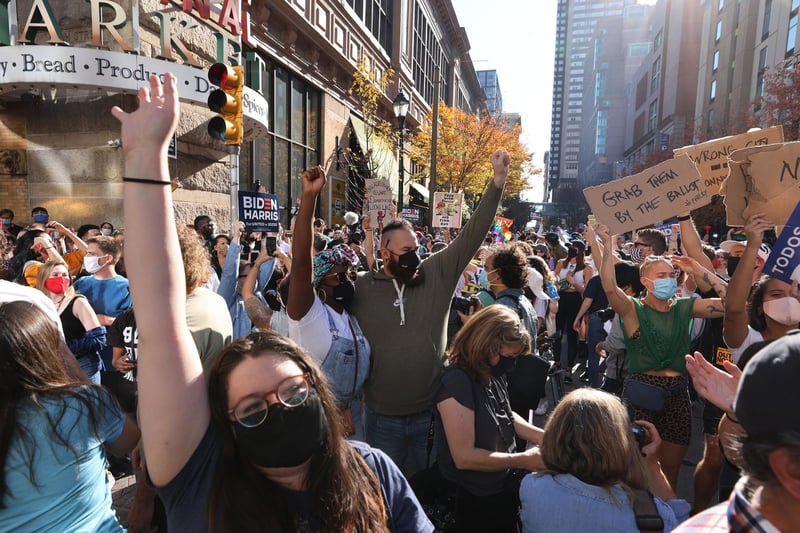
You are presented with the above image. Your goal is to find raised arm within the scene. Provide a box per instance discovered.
[113,74,209,487]
[48,221,88,253]
[362,214,376,271]
[723,213,772,349]
[595,223,636,329]
[677,213,714,271]
[287,166,326,321]
[671,255,727,301]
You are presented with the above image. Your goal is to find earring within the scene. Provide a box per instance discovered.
[317,288,327,303]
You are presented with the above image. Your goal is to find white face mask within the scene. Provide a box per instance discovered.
[83,254,107,274]
[100,228,112,236]
[763,297,800,326]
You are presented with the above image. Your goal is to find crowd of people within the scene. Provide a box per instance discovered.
[1,72,799,532]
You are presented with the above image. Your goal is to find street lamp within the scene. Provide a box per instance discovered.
[393,90,410,212]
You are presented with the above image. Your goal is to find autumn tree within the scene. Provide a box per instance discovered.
[754,58,800,141]
[408,104,534,202]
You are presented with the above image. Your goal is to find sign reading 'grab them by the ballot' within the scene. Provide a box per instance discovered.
[673,126,784,198]
[582,154,704,235]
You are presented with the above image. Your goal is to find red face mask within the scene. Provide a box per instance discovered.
[45,276,70,294]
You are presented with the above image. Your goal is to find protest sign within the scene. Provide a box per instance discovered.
[401,207,421,223]
[365,179,394,233]
[492,216,513,242]
[674,126,783,198]
[582,154,704,234]
[238,191,279,233]
[762,200,800,284]
[724,141,800,227]
[432,192,464,228]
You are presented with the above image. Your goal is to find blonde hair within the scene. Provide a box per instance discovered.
[639,255,672,277]
[541,389,648,491]
[447,305,531,384]
[35,260,74,300]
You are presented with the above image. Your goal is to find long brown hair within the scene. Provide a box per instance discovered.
[34,259,74,300]
[541,389,648,491]
[206,331,388,532]
[447,305,531,384]
[0,301,106,508]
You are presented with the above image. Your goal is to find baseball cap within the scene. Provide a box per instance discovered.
[533,243,549,255]
[719,240,770,261]
[734,331,800,438]
[569,240,586,252]
[526,267,549,301]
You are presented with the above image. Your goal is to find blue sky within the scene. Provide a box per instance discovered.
[451,0,558,201]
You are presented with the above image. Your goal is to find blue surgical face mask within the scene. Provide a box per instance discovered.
[477,269,490,289]
[648,277,677,300]
[33,213,48,223]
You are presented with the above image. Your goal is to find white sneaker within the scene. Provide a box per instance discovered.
[534,398,548,416]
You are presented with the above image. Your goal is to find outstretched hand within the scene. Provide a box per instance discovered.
[684,351,741,413]
[743,213,773,247]
[490,150,510,188]
[111,74,179,169]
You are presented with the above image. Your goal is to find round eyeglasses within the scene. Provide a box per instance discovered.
[228,374,311,428]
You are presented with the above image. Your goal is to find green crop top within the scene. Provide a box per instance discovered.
[621,297,696,374]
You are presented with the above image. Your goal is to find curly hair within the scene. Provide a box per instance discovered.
[176,224,211,293]
[206,331,388,532]
[488,243,528,289]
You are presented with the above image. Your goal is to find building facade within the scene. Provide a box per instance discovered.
[0,0,485,230]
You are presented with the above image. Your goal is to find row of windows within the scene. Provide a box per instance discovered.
[412,3,449,105]
[345,0,393,55]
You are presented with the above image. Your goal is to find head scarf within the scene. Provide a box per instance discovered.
[312,244,359,287]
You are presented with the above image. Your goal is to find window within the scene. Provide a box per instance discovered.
[715,20,722,42]
[346,0,394,55]
[595,71,606,105]
[762,0,772,41]
[412,4,449,105]
[244,56,321,227]
[707,108,715,135]
[653,29,663,49]
[710,79,717,100]
[651,57,661,92]
[628,43,651,56]
[648,100,658,131]
[712,50,719,71]
[756,46,768,104]
[595,109,608,155]
[787,12,798,56]
[718,0,724,11]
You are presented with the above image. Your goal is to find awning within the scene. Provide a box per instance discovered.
[349,115,399,195]
[408,181,430,201]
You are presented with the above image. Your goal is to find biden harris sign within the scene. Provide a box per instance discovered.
[238,191,279,233]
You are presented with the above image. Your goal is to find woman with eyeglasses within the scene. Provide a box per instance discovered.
[287,166,371,440]
[595,222,726,492]
[115,74,431,532]
[427,305,545,532]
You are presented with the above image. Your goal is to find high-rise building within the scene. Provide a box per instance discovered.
[578,2,652,190]
[477,69,504,116]
[623,0,702,170]
[548,0,629,203]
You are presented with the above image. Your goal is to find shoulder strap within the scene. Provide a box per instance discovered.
[632,489,664,532]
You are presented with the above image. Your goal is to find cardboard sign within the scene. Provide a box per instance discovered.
[365,179,394,233]
[238,191,279,233]
[582,154,704,234]
[724,142,800,227]
[762,200,800,284]
[674,126,783,198]
[432,192,464,228]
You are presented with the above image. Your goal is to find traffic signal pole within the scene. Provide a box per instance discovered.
[228,144,240,229]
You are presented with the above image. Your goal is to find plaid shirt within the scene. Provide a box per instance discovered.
[675,478,780,532]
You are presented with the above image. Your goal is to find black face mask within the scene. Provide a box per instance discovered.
[491,355,517,377]
[726,256,740,277]
[387,250,423,284]
[397,250,421,271]
[332,280,356,308]
[233,390,328,468]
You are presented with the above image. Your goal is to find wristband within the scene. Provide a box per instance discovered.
[677,215,691,221]
[123,176,172,185]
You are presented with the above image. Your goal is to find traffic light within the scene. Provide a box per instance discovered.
[207,63,243,145]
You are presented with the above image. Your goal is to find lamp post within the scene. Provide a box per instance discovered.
[392,90,410,212]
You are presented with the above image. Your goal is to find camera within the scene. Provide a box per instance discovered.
[596,307,615,322]
[452,295,479,314]
[631,423,647,449]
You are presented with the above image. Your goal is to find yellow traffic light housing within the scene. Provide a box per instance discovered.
[207,64,243,145]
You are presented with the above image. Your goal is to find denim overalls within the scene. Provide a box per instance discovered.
[321,305,371,440]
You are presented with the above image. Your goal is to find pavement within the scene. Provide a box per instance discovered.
[111,382,711,527]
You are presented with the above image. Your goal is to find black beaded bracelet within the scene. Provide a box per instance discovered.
[677,215,691,221]
[122,176,171,185]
